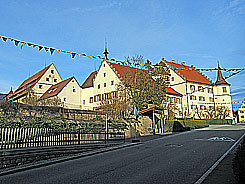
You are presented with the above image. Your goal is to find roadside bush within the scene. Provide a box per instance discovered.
[233,137,245,183]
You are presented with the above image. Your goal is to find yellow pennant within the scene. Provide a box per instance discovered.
[77,53,81,56]
[20,42,26,48]
[56,49,60,53]
[44,47,49,52]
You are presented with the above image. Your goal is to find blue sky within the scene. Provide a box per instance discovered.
[0,0,244,107]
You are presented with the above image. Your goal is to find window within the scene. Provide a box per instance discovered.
[73,88,76,93]
[54,79,57,82]
[111,80,114,85]
[190,85,195,92]
[198,86,204,92]
[209,106,214,110]
[199,96,205,101]
[190,95,196,100]
[83,100,85,105]
[89,97,93,103]
[207,88,213,93]
[177,98,180,104]
[240,111,244,113]
[39,85,43,89]
[46,78,49,81]
[241,116,244,118]
[51,70,54,74]
[209,97,214,102]
[63,97,66,102]
[200,105,206,110]
[103,64,105,67]
[98,84,100,89]
[104,83,106,87]
[103,73,106,77]
[191,105,197,109]
[222,87,227,93]
[171,77,174,81]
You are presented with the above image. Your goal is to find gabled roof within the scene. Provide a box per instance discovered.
[40,77,74,99]
[166,61,213,85]
[16,64,53,92]
[81,71,98,89]
[166,87,182,96]
[108,62,147,82]
[215,65,229,86]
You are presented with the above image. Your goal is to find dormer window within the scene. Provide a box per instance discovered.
[54,79,57,82]
[51,70,54,74]
[104,73,106,77]
[46,78,49,81]
[73,88,76,93]
[222,87,227,93]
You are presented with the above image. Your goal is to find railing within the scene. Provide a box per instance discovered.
[0,128,125,149]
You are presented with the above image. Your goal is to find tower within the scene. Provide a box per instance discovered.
[213,62,233,119]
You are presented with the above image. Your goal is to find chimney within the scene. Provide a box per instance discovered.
[172,60,175,63]
[181,61,186,66]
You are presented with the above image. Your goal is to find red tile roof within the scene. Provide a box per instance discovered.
[166,61,213,85]
[40,77,74,99]
[108,62,147,82]
[166,87,182,96]
[81,71,98,89]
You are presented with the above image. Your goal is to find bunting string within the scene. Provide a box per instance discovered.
[1,35,245,76]
[0,35,104,60]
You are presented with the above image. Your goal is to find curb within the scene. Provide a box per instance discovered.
[0,142,142,176]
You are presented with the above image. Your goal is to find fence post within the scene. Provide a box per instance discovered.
[78,129,80,145]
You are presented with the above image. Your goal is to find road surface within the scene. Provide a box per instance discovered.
[1,125,245,184]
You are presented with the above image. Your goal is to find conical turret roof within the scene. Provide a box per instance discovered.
[215,62,230,86]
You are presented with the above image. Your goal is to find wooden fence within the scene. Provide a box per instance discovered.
[0,128,125,149]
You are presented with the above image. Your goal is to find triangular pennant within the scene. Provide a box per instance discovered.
[38,46,43,51]
[14,40,20,46]
[56,49,60,53]
[125,62,129,66]
[111,58,116,61]
[2,37,7,42]
[82,53,86,56]
[44,47,49,52]
[8,38,13,41]
[33,44,38,48]
[20,42,26,48]
[61,50,67,53]
[50,48,55,55]
[67,51,72,54]
[92,56,96,58]
[97,55,101,59]
[27,43,33,47]
[77,53,81,56]
[71,53,76,58]
[88,56,92,58]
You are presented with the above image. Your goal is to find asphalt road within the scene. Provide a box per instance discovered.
[1,125,245,184]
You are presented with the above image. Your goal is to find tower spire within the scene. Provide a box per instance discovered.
[103,38,109,60]
[215,61,229,85]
